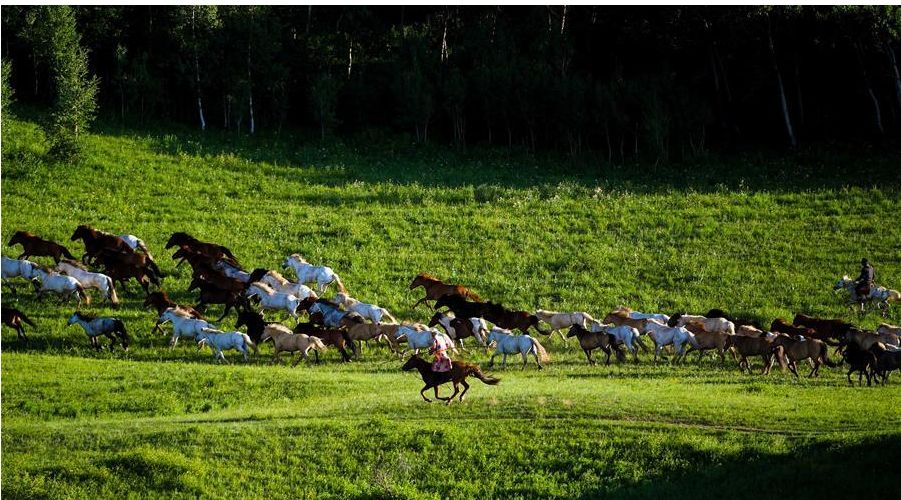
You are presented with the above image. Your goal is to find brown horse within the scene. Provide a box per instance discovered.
[566,324,623,365]
[93,248,159,293]
[401,355,499,404]
[409,273,482,308]
[8,231,76,263]
[730,335,776,374]
[770,319,824,340]
[840,328,900,352]
[345,323,400,357]
[292,322,353,361]
[870,343,901,385]
[70,225,132,262]
[770,334,836,378]
[603,311,652,331]
[166,232,239,267]
[2,306,35,342]
[191,264,245,293]
[792,314,851,342]
[840,342,877,386]
[682,321,733,365]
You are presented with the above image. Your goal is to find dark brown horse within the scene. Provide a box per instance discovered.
[792,314,852,342]
[705,308,764,330]
[770,318,828,341]
[190,264,246,293]
[483,302,546,335]
[8,231,76,263]
[730,334,776,374]
[166,232,239,267]
[2,306,35,342]
[70,225,132,263]
[187,277,249,321]
[434,294,492,318]
[770,334,837,378]
[566,324,623,365]
[410,273,482,308]
[401,355,500,404]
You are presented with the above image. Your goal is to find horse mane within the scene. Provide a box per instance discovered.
[60,259,87,270]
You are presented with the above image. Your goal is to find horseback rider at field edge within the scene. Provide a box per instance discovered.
[855,258,875,300]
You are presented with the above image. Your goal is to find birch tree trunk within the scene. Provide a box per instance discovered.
[191,6,206,131]
[767,18,795,148]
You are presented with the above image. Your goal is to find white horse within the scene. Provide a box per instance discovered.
[2,256,40,292]
[246,282,304,322]
[56,260,119,307]
[197,328,257,363]
[66,312,129,350]
[390,326,457,357]
[31,267,90,305]
[254,270,317,300]
[589,322,647,362]
[644,321,699,363]
[672,314,735,335]
[834,275,900,313]
[214,260,250,283]
[281,254,346,294]
[119,234,154,259]
[156,308,216,347]
[333,293,398,324]
[486,328,549,369]
[610,305,670,324]
[535,310,596,343]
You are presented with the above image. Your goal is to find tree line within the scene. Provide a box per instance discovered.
[2,6,900,163]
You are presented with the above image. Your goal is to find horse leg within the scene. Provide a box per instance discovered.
[847,369,854,385]
[215,305,231,323]
[420,385,432,403]
[489,352,497,368]
[446,382,460,405]
[584,348,595,366]
[502,353,508,369]
[459,379,470,402]
[434,385,449,402]
[556,329,568,345]
[788,361,799,378]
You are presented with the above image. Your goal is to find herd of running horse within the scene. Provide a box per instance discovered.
[2,226,901,402]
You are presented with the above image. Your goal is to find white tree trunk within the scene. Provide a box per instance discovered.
[191,7,206,131]
[768,22,795,148]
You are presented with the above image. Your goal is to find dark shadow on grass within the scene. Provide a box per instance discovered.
[579,433,901,500]
[87,118,901,194]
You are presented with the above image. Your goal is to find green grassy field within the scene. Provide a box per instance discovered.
[2,116,900,498]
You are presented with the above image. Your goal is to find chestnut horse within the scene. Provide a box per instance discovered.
[2,306,35,342]
[8,231,76,263]
[93,248,159,293]
[409,273,482,308]
[401,355,499,404]
[792,314,852,342]
[292,322,354,361]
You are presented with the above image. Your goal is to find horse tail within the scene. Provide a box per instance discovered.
[333,275,347,294]
[531,337,550,363]
[76,283,91,305]
[113,319,130,343]
[888,289,901,302]
[106,276,120,307]
[60,246,76,260]
[243,333,258,355]
[147,259,163,279]
[382,310,399,324]
[470,365,500,385]
[635,335,650,353]
[145,266,161,287]
[819,342,838,367]
[311,336,328,351]
[18,310,36,327]
[341,331,356,354]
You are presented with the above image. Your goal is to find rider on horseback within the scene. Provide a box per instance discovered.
[855,258,875,300]
[429,332,453,373]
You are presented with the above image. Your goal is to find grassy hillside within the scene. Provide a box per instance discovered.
[2,117,900,498]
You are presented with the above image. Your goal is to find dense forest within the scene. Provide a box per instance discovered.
[2,5,900,162]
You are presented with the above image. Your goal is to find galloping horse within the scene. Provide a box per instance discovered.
[333,293,398,324]
[281,255,346,294]
[260,324,328,366]
[8,231,76,263]
[247,269,317,300]
[2,307,35,342]
[567,324,623,365]
[409,273,482,309]
[2,256,40,292]
[31,267,90,306]
[485,328,549,369]
[70,225,133,263]
[770,334,836,378]
[66,312,129,350]
[402,355,499,404]
[834,275,900,315]
[197,328,257,363]
[166,232,240,267]
[187,277,249,321]
[56,260,120,308]
[483,303,545,335]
